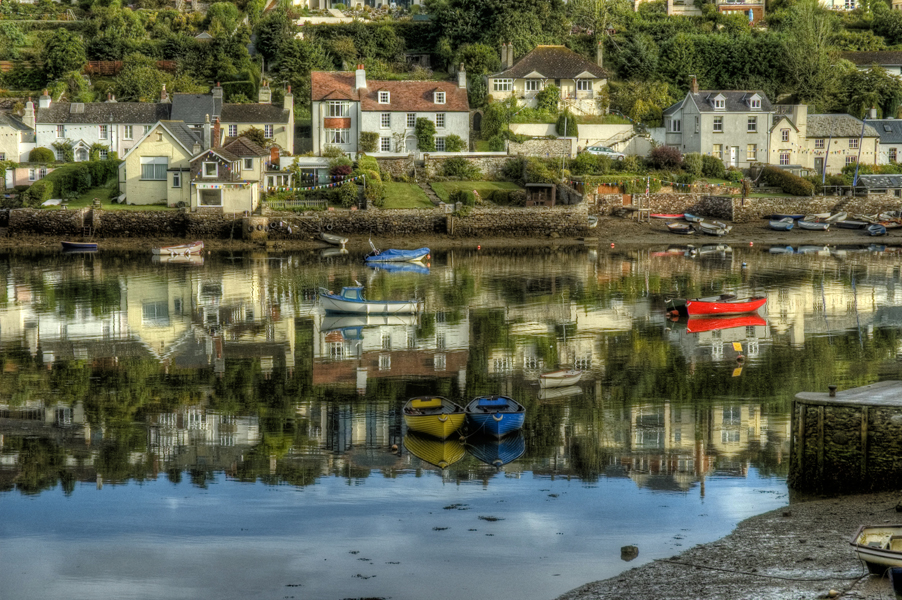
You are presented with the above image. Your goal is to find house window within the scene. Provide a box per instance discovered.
[203,162,218,178]
[99,149,108,160]
[243,158,253,170]
[747,144,757,160]
[780,152,790,165]
[493,79,513,92]
[845,0,855,8]
[891,148,898,162]
[407,113,416,128]
[327,129,349,144]
[98,125,108,140]
[436,137,445,151]
[228,125,237,137]
[381,113,391,129]
[747,116,757,132]
[749,98,761,109]
[264,125,274,139]
[712,144,723,159]
[28,169,36,181]
[378,91,390,104]
[525,80,541,92]
[436,113,445,128]
[713,117,723,132]
[56,149,65,161]
[328,101,349,117]
[849,138,859,149]
[39,167,46,179]
[668,119,681,133]
[379,354,390,370]
[56,125,64,138]
[695,116,699,133]
[0,153,4,161]
[815,138,825,149]
[714,98,725,109]
[846,156,857,165]
[380,137,391,152]
[435,91,445,104]
[781,129,789,142]
[124,125,133,139]
[144,125,152,135]
[577,80,592,91]
[140,157,167,180]
[172,172,181,188]
[199,189,222,206]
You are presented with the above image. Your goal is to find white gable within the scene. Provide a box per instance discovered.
[574,71,600,79]
[522,71,546,79]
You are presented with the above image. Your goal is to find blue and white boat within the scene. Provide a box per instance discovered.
[867,224,887,236]
[318,286,422,314]
[768,217,794,231]
[464,395,525,438]
[368,262,430,275]
[465,431,526,468]
[365,240,430,263]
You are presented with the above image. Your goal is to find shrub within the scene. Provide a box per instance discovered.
[682,153,703,177]
[725,167,744,183]
[508,189,527,206]
[761,166,815,196]
[535,84,560,112]
[442,157,481,179]
[365,179,384,205]
[359,132,379,153]
[701,155,726,179]
[329,156,353,178]
[617,155,645,174]
[444,134,466,152]
[570,152,599,176]
[415,117,436,152]
[490,189,510,204]
[357,155,379,173]
[20,179,54,207]
[487,135,505,151]
[29,147,55,163]
[338,181,358,207]
[525,158,555,183]
[449,189,477,206]
[555,111,578,137]
[502,157,525,180]
[647,146,682,170]
[321,145,345,158]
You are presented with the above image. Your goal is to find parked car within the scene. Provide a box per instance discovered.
[583,146,625,160]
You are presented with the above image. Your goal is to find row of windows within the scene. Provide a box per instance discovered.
[776,152,859,166]
[54,124,273,140]
[375,90,445,105]
[711,144,757,160]
[380,113,446,129]
[139,158,255,182]
[492,79,593,92]
[378,136,452,152]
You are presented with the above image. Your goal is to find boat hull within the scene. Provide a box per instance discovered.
[403,396,466,439]
[465,432,526,467]
[768,219,793,231]
[667,296,767,317]
[319,294,421,314]
[61,241,97,251]
[464,396,526,438]
[679,314,768,334]
[152,241,204,255]
[365,248,430,263]
[539,370,582,388]
[666,222,694,234]
[798,220,830,231]
[868,224,887,236]
[320,232,349,247]
[850,525,902,574]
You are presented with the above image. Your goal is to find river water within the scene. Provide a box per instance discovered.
[2,242,902,600]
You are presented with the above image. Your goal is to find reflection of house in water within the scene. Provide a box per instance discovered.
[147,407,261,469]
[311,312,469,393]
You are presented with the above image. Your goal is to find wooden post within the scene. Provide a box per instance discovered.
[796,402,806,473]
[861,406,868,478]
[817,405,825,479]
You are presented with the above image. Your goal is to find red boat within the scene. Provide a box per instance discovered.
[651,213,684,219]
[666,294,767,317]
[671,314,767,334]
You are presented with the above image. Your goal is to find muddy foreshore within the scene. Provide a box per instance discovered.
[0,216,898,253]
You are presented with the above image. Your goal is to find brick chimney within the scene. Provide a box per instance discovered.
[689,75,698,94]
[38,89,51,109]
[258,80,271,104]
[213,117,221,148]
[160,84,169,103]
[270,146,280,167]
[355,64,367,90]
[203,114,211,150]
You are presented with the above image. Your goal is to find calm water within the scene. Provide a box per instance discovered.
[3,242,902,600]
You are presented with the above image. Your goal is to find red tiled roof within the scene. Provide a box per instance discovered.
[311,71,469,112]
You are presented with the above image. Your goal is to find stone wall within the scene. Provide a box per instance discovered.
[731,194,902,223]
[377,156,415,180]
[422,154,513,180]
[10,207,88,235]
[449,203,590,237]
[507,138,574,159]
[592,193,733,221]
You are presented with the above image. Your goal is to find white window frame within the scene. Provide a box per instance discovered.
[380,137,391,152]
[328,101,350,117]
[846,155,857,165]
[849,138,859,149]
[98,125,108,140]
[493,79,513,92]
[328,129,349,145]
[228,124,237,138]
[380,113,391,129]
[747,116,757,132]
[779,152,790,165]
[28,169,36,181]
[747,144,756,160]
[668,119,681,133]
[144,125,152,135]
[172,172,181,188]
[124,125,133,139]
[714,99,725,110]
[435,91,445,104]
[749,99,761,109]
[435,137,445,152]
[781,129,789,142]
[525,80,541,92]
[576,79,591,91]
[55,125,64,138]
[140,157,167,180]
[891,148,898,162]
[815,138,825,149]
[243,158,253,170]
[99,149,108,160]
[264,125,274,139]
[712,144,723,159]
[202,162,218,178]
[378,91,390,104]
[407,113,416,128]
[713,117,723,133]
[436,113,445,129]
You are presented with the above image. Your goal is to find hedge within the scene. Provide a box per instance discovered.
[29,147,55,163]
[761,166,815,196]
[19,160,121,208]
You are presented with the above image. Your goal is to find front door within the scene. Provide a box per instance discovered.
[729,147,738,167]
[815,157,824,174]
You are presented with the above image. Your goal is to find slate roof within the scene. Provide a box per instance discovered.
[806,114,879,138]
[491,45,607,79]
[0,111,31,131]
[220,103,291,123]
[840,51,902,67]
[686,90,773,113]
[868,119,902,144]
[36,102,171,124]
[222,137,267,157]
[857,174,902,188]
[171,94,221,124]
[192,147,239,163]
[310,71,469,112]
[158,120,202,153]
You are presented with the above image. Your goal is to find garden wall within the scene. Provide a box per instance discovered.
[507,138,575,158]
[422,154,514,180]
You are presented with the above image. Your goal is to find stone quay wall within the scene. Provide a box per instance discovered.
[449,203,590,237]
[593,193,733,221]
[789,398,902,493]
[731,194,902,223]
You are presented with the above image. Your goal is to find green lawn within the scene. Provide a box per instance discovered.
[382,183,434,209]
[50,185,173,211]
[430,181,522,203]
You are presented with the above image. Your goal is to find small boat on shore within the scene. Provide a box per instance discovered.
[768,218,794,231]
[835,219,869,229]
[867,223,887,236]
[666,221,694,234]
[365,240,429,263]
[61,241,97,251]
[696,221,731,236]
[587,215,598,229]
[539,369,582,389]
[850,524,902,574]
[666,294,767,317]
[403,396,466,439]
[152,241,204,255]
[464,395,526,438]
[318,285,422,314]
[798,219,830,231]
[320,232,348,247]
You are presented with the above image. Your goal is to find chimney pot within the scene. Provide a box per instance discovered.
[828,385,837,397]
[689,75,698,94]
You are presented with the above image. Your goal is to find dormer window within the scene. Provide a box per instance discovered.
[749,98,761,109]
[435,91,446,104]
[714,98,725,110]
[378,91,390,104]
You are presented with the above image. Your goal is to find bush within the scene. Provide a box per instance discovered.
[444,134,466,152]
[701,155,726,179]
[725,167,744,183]
[29,147,55,163]
[525,158,555,183]
[338,181,358,207]
[359,132,379,153]
[415,117,436,152]
[682,153,703,177]
[570,152,599,176]
[321,145,345,158]
[647,146,682,170]
[555,111,578,137]
[535,84,560,112]
[487,135,505,151]
[20,179,54,207]
[617,155,646,175]
[442,157,482,179]
[508,189,527,206]
[490,189,510,204]
[357,155,379,173]
[761,166,815,196]
[365,180,384,206]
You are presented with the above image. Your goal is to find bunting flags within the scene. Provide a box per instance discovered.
[267,174,363,193]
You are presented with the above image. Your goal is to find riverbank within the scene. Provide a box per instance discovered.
[0,216,898,253]
[556,491,901,600]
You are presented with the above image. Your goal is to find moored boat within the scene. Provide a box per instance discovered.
[670,314,768,334]
[539,369,582,389]
[318,286,422,314]
[850,524,902,574]
[404,431,466,470]
[403,396,466,439]
[464,431,526,468]
[867,223,887,236]
[665,294,767,317]
[835,219,869,229]
[152,254,204,265]
[768,217,794,231]
[825,212,848,223]
[61,241,97,251]
[365,247,430,263]
[152,241,204,255]
[683,213,703,223]
[651,213,684,219]
[368,262,430,275]
[666,221,694,234]
[587,215,598,229]
[464,395,526,438]
[537,385,583,401]
[320,232,349,247]
[798,219,830,231]
[696,221,730,236]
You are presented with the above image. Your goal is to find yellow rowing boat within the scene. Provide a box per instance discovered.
[402,396,465,439]
[404,431,466,470]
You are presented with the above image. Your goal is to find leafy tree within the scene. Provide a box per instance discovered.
[647,145,682,169]
[833,64,902,118]
[272,39,333,110]
[608,79,674,126]
[359,132,379,153]
[782,1,838,105]
[613,33,659,80]
[207,2,242,33]
[254,9,297,64]
[42,29,87,80]
[658,33,695,88]
[455,43,501,75]
[873,2,902,46]
[556,110,578,136]
[242,126,267,147]
[328,36,358,68]
[536,84,560,111]
[567,0,630,42]
[0,22,27,60]
[415,117,436,151]
[444,134,466,152]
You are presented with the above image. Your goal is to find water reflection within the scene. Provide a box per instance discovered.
[3,244,902,599]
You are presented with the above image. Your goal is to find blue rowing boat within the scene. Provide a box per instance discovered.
[61,241,97,251]
[768,217,794,231]
[368,262,430,275]
[365,240,430,263]
[867,224,887,236]
[464,395,525,438]
[465,432,525,468]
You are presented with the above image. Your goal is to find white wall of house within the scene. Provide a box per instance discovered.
[361,110,469,153]
[311,100,360,155]
[878,142,902,164]
[36,122,155,161]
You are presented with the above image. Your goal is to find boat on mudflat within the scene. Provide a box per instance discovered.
[320,232,349,247]
[867,224,887,236]
[798,219,830,231]
[587,215,598,229]
[61,241,97,251]
[696,221,731,236]
[365,247,430,263]
[850,524,902,574]
[464,395,526,438]
[666,222,694,234]
[152,241,204,255]
[767,214,804,221]
[403,396,466,439]
[665,294,767,317]
[318,286,422,314]
[768,218,794,231]
[539,369,582,389]
[835,219,869,229]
